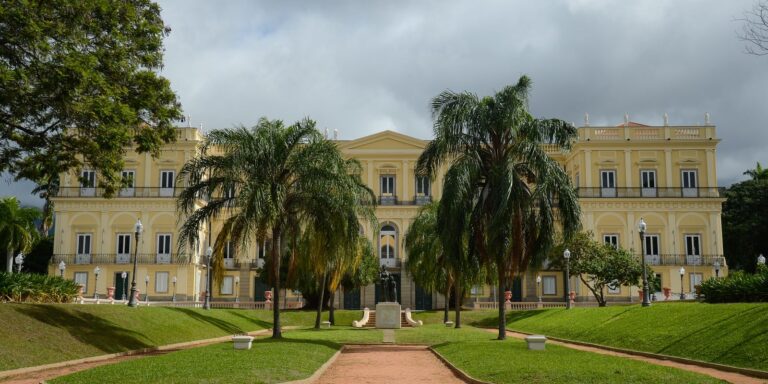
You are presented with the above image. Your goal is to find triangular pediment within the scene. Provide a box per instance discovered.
[338,130,428,151]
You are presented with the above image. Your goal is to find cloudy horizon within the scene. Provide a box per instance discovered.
[5,0,768,207]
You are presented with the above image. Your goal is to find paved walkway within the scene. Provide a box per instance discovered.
[314,345,466,384]
[501,330,766,384]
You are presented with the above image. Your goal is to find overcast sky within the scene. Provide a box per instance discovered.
[5,0,768,206]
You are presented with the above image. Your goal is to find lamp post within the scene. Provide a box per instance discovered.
[714,260,720,278]
[204,246,212,310]
[58,260,66,278]
[145,275,150,303]
[563,249,571,310]
[759,254,766,267]
[638,218,651,307]
[235,276,240,302]
[679,267,686,300]
[127,219,143,307]
[121,271,127,300]
[172,276,177,302]
[536,275,542,303]
[93,266,101,299]
[14,253,24,273]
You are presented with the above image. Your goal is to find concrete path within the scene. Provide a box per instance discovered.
[313,345,466,384]
[501,330,766,384]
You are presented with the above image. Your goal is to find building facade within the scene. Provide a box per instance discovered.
[49,120,726,308]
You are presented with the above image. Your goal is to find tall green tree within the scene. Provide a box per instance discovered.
[0,197,41,273]
[176,118,375,339]
[550,232,646,307]
[417,75,581,340]
[723,164,768,272]
[0,0,183,197]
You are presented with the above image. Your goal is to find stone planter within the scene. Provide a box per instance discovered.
[232,335,255,350]
[569,291,576,303]
[107,286,115,300]
[265,290,272,303]
[504,290,512,303]
[525,335,547,350]
[663,287,671,300]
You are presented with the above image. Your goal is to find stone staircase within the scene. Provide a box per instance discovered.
[362,311,412,328]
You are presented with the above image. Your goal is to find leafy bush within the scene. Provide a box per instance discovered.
[700,265,768,303]
[0,272,80,303]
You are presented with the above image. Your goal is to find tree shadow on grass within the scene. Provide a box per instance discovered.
[166,307,246,334]
[468,309,544,328]
[225,310,272,329]
[14,305,152,354]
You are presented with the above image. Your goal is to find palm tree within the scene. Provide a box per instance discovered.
[405,202,453,324]
[0,197,41,273]
[176,117,375,339]
[417,75,581,340]
[744,162,768,181]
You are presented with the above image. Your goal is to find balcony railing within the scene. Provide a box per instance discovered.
[642,254,724,266]
[377,195,433,206]
[52,253,191,265]
[579,126,716,142]
[577,187,722,198]
[233,258,266,269]
[379,258,401,268]
[54,187,181,198]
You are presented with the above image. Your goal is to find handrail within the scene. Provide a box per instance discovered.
[53,187,182,198]
[577,187,722,198]
[51,253,191,265]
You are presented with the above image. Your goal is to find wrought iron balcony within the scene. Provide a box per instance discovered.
[641,254,725,266]
[376,195,433,206]
[577,187,723,198]
[53,187,181,198]
[51,253,191,265]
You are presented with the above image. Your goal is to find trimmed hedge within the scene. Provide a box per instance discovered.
[0,272,80,303]
[700,265,768,303]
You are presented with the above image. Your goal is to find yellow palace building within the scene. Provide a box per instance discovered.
[49,117,727,308]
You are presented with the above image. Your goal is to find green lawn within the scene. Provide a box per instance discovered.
[52,325,723,384]
[0,304,355,371]
[491,302,768,371]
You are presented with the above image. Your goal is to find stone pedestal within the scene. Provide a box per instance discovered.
[375,302,401,329]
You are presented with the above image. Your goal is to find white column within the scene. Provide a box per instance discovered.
[706,149,716,188]
[665,150,673,187]
[402,160,409,200]
[584,150,593,187]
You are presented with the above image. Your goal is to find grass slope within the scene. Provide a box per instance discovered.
[53,325,722,384]
[490,302,768,371]
[0,304,357,371]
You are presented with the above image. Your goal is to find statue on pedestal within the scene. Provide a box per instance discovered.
[379,266,397,303]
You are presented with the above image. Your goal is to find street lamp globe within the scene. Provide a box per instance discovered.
[714,260,721,278]
[563,248,571,309]
[135,219,143,235]
[58,260,66,277]
[758,254,766,266]
[637,217,647,233]
[679,267,686,300]
[563,249,571,260]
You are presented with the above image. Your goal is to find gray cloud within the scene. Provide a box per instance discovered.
[6,0,767,206]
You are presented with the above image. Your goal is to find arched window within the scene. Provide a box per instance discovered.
[380,224,397,260]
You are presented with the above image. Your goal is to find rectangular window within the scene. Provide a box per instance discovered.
[600,170,616,197]
[116,234,131,264]
[416,176,430,196]
[643,234,660,265]
[542,276,556,295]
[603,234,619,249]
[380,175,396,205]
[160,170,175,196]
[224,241,235,268]
[685,234,702,265]
[681,169,698,197]
[74,272,88,292]
[76,233,92,264]
[155,272,169,293]
[120,170,135,197]
[381,175,395,195]
[221,276,234,295]
[157,234,172,263]
[80,170,96,196]
[689,273,703,293]
[640,170,657,197]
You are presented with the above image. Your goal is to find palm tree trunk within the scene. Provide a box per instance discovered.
[315,270,327,329]
[443,284,450,323]
[271,227,282,339]
[497,269,506,340]
[7,249,13,274]
[453,284,462,328]
[329,287,336,325]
